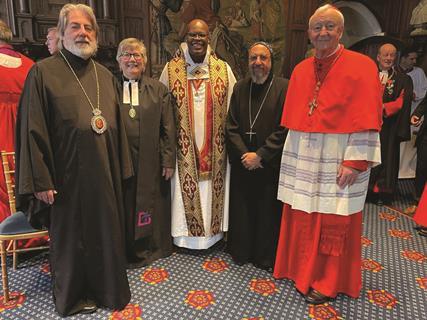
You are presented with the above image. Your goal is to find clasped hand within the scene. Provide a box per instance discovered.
[241,152,263,170]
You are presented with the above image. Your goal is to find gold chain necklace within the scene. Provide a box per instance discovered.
[308,45,344,116]
[60,50,107,134]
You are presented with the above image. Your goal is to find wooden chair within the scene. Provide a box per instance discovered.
[0,151,49,303]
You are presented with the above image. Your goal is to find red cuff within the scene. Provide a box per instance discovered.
[342,160,368,172]
[383,90,404,117]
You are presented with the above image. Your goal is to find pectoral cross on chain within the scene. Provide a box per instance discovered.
[245,128,256,142]
[308,99,317,116]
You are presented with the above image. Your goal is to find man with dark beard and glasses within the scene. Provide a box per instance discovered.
[160,19,236,250]
[15,4,132,316]
[225,42,288,271]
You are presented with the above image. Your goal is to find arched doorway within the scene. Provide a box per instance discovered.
[334,1,383,48]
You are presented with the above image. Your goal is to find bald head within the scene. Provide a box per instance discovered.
[308,5,344,58]
[186,19,209,63]
[377,43,397,71]
[309,5,344,29]
[187,19,209,32]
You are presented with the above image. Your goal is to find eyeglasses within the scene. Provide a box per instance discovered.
[310,22,339,33]
[187,32,208,40]
[120,52,143,61]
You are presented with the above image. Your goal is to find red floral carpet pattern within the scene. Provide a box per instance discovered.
[249,279,279,296]
[388,229,412,239]
[361,259,384,273]
[401,250,427,262]
[40,262,50,274]
[109,304,142,320]
[379,212,398,221]
[0,292,25,312]
[366,290,399,309]
[308,304,342,320]
[361,236,373,247]
[416,277,427,290]
[202,258,229,273]
[185,290,215,310]
[0,180,425,319]
[141,267,169,285]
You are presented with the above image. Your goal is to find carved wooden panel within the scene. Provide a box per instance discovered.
[281,0,319,77]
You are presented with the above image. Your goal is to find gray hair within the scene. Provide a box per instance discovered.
[116,38,148,64]
[57,4,99,50]
[0,19,12,43]
[47,27,58,34]
[309,4,345,28]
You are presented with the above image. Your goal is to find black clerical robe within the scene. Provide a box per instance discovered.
[118,75,176,268]
[369,69,412,200]
[15,49,132,316]
[414,100,427,198]
[225,74,288,269]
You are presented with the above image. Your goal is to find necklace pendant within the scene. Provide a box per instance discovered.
[93,108,101,116]
[129,107,136,119]
[308,100,317,116]
[91,113,108,134]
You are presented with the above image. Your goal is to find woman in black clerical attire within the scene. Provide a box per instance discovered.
[116,38,176,268]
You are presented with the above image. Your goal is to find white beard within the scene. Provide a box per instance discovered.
[64,39,98,60]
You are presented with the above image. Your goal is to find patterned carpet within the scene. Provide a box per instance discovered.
[0,181,425,320]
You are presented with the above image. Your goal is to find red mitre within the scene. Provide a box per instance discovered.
[281,48,383,133]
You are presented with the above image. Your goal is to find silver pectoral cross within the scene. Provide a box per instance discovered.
[245,129,256,142]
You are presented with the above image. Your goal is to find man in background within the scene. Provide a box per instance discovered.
[45,27,59,55]
[368,43,412,205]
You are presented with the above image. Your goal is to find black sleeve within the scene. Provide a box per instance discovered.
[159,84,177,168]
[256,81,288,163]
[225,83,249,163]
[15,64,54,228]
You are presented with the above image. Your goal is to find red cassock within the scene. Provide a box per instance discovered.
[273,48,382,298]
[414,185,427,227]
[0,45,34,221]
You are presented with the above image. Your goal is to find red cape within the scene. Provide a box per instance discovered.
[281,49,383,133]
[414,185,427,227]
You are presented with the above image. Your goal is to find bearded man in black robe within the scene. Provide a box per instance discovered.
[15,4,132,316]
[225,42,288,271]
[369,43,413,205]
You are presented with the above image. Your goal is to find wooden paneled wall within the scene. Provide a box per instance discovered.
[0,0,150,75]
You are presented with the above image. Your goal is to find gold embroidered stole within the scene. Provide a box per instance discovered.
[168,55,229,236]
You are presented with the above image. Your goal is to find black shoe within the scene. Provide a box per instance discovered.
[305,289,331,305]
[68,301,97,316]
[253,262,273,273]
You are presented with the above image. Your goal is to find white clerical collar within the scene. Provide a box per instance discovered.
[123,79,139,106]
[180,42,212,80]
